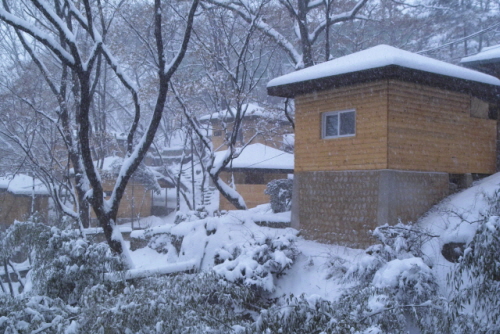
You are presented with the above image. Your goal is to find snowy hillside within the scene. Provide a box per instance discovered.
[2,174,500,333]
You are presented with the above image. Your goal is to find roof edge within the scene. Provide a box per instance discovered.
[267,65,500,101]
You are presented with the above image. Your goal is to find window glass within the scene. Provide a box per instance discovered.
[322,109,355,139]
[339,111,355,135]
[324,114,338,137]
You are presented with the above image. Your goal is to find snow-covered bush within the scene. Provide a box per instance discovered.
[213,231,298,292]
[332,223,445,333]
[2,221,123,304]
[75,273,257,333]
[0,273,258,333]
[265,179,293,213]
[0,295,76,333]
[449,208,500,333]
[31,228,124,304]
[252,291,404,334]
[253,294,340,333]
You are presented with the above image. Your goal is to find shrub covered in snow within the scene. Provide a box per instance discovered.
[449,202,500,333]
[336,223,444,333]
[75,273,257,333]
[31,228,124,304]
[0,273,259,334]
[213,232,298,292]
[0,294,77,333]
[265,179,293,213]
[137,211,299,293]
[2,221,123,304]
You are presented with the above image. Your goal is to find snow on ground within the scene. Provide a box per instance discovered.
[273,239,362,300]
[108,173,500,301]
[418,173,500,293]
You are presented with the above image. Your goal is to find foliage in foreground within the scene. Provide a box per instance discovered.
[0,272,258,334]
[1,204,500,333]
[252,223,445,334]
[448,196,500,334]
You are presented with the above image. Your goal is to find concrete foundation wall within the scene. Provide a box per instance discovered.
[292,170,449,247]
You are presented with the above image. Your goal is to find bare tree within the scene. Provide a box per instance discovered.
[171,4,280,210]
[0,0,199,262]
[203,0,369,69]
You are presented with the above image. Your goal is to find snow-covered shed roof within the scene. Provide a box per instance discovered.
[214,143,294,172]
[200,103,286,122]
[268,44,500,99]
[0,174,49,196]
[461,44,500,66]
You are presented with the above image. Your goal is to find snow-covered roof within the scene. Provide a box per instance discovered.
[268,44,500,97]
[200,103,283,122]
[215,143,294,171]
[461,44,500,65]
[99,156,122,172]
[0,174,49,196]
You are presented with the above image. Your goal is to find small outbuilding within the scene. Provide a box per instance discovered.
[0,174,51,229]
[268,44,500,247]
[200,103,293,151]
[461,44,500,79]
[215,143,294,210]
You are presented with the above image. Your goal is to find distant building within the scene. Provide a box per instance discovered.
[461,45,500,80]
[268,44,500,247]
[215,143,293,210]
[461,45,500,170]
[0,174,51,229]
[89,157,175,225]
[201,103,294,210]
[200,103,293,151]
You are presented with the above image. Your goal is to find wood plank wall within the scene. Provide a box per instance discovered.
[219,184,270,211]
[387,80,496,174]
[91,180,152,220]
[0,192,49,228]
[218,171,288,210]
[294,81,389,172]
[295,79,496,174]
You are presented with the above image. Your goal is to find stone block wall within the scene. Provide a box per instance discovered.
[292,170,449,248]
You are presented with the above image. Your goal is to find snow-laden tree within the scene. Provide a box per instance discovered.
[171,4,288,210]
[0,0,199,261]
[203,0,369,69]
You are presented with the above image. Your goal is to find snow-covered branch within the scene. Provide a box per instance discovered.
[0,8,75,65]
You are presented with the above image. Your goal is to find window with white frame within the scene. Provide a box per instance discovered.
[322,109,356,139]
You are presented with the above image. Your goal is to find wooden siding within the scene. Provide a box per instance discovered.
[218,171,289,210]
[387,80,496,174]
[294,81,389,172]
[0,192,50,228]
[90,180,152,220]
[219,184,270,211]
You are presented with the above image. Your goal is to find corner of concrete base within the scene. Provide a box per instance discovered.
[290,172,301,230]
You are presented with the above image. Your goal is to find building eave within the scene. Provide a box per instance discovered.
[268,65,500,102]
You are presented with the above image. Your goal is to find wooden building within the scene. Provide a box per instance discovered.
[461,45,500,170]
[268,44,500,247]
[88,156,174,225]
[201,104,294,210]
[0,174,51,229]
[200,103,293,151]
[215,143,293,210]
[461,45,500,79]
